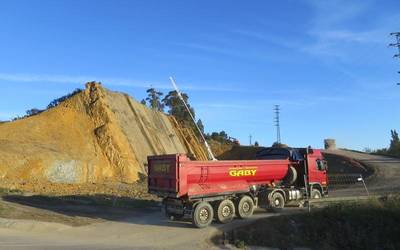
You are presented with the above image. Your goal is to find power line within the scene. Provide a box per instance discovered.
[389,32,400,57]
[169,76,216,161]
[273,105,281,144]
[389,32,400,85]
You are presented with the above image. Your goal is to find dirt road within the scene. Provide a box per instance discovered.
[325,149,400,197]
[0,208,300,250]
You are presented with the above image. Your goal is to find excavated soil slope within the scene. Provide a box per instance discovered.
[105,90,208,171]
[0,82,207,193]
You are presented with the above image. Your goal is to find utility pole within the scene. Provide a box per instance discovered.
[273,105,281,144]
[389,32,400,85]
[249,134,252,146]
[169,77,217,161]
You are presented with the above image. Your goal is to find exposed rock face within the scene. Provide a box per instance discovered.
[0,82,208,189]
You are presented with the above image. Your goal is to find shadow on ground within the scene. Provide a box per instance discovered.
[1,194,289,230]
[1,194,211,229]
[2,194,159,222]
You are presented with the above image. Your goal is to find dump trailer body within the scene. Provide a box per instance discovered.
[148,154,291,199]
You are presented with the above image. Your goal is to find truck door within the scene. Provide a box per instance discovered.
[308,156,327,186]
[315,159,327,186]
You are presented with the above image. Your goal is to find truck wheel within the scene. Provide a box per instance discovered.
[236,195,254,219]
[192,202,214,228]
[216,199,235,223]
[311,189,322,199]
[270,192,285,211]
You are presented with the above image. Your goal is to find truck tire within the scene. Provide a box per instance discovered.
[192,202,214,228]
[270,192,285,211]
[216,199,235,224]
[283,166,297,185]
[236,195,254,219]
[311,189,322,199]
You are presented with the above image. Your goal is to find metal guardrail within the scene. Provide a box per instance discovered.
[329,173,364,186]
[328,173,369,195]
[303,174,371,212]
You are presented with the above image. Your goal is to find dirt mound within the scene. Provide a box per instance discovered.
[208,141,262,160]
[208,140,234,158]
[0,82,208,192]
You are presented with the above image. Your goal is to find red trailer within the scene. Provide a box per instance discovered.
[148,147,328,228]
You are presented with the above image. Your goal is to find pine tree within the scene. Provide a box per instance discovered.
[196,119,204,134]
[162,90,195,127]
[26,108,42,116]
[145,88,164,111]
[389,129,400,156]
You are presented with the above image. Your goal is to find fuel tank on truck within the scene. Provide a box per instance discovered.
[148,154,292,199]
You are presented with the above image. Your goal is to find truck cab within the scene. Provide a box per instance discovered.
[256,147,328,197]
[306,149,328,198]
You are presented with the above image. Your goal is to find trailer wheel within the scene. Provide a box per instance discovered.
[270,192,285,211]
[192,202,214,228]
[311,189,322,199]
[236,195,254,219]
[216,199,235,223]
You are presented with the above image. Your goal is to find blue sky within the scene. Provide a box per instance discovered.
[0,0,399,150]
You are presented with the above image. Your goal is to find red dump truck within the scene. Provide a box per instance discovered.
[148,147,328,228]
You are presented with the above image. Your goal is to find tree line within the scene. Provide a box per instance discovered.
[141,88,238,144]
[140,88,203,134]
[368,129,400,157]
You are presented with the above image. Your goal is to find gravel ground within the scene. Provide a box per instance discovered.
[324,149,400,197]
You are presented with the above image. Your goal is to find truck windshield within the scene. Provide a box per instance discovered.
[316,160,326,171]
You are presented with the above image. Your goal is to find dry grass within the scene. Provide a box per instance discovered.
[228,195,400,249]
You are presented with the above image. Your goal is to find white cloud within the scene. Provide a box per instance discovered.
[196,103,255,110]
[311,30,385,44]
[172,39,287,62]
[231,29,298,50]
[302,0,397,59]
[173,42,242,58]
[306,0,371,27]
[0,72,160,88]
[0,72,246,93]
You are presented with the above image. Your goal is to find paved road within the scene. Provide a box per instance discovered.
[0,208,301,250]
